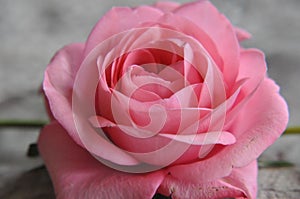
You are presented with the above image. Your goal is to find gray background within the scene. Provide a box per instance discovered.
[0,0,299,196]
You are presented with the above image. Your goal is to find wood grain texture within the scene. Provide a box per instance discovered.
[258,167,300,199]
[1,166,299,199]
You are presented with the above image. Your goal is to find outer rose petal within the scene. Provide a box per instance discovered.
[167,78,288,183]
[43,43,84,145]
[158,161,257,199]
[44,43,139,165]
[235,27,252,41]
[153,1,180,12]
[174,0,240,87]
[84,6,163,56]
[38,121,166,199]
[237,49,267,96]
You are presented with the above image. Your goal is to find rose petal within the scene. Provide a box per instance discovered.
[43,43,84,145]
[159,131,236,146]
[38,122,166,199]
[159,161,257,199]
[166,83,202,108]
[44,44,138,165]
[174,0,240,87]
[235,27,252,41]
[223,49,268,129]
[154,1,180,13]
[158,62,184,82]
[237,49,267,95]
[116,65,166,101]
[222,161,258,199]
[84,6,163,56]
[166,78,288,183]
[89,115,116,128]
[228,78,289,167]
[157,12,223,71]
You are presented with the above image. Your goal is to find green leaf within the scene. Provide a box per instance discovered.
[0,119,48,128]
[283,126,300,135]
[258,160,295,168]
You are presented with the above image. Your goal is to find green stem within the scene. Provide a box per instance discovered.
[0,119,299,135]
[283,126,300,135]
[258,160,294,168]
[0,119,48,128]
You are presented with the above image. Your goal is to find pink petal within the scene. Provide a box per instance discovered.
[154,1,180,13]
[121,49,157,76]
[158,62,184,82]
[38,122,166,199]
[132,73,174,99]
[174,0,240,87]
[237,49,267,96]
[157,12,223,71]
[222,49,268,129]
[235,27,252,41]
[115,65,164,101]
[44,44,140,165]
[84,6,163,56]
[222,161,258,199]
[159,161,258,199]
[89,115,116,128]
[110,81,210,133]
[228,78,289,167]
[159,131,236,145]
[166,78,288,183]
[199,83,242,131]
[43,43,85,145]
[167,83,202,108]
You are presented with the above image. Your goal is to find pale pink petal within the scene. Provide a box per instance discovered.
[84,6,163,56]
[237,49,267,95]
[222,49,268,129]
[159,161,257,199]
[132,74,174,99]
[154,1,180,12]
[228,78,289,167]
[104,124,172,154]
[38,122,166,199]
[43,43,84,145]
[235,27,252,41]
[159,131,236,145]
[174,0,240,87]
[89,115,116,128]
[115,65,164,101]
[157,12,223,70]
[158,62,184,82]
[167,83,202,108]
[44,44,139,165]
[166,78,288,183]
[121,49,157,75]
[198,83,242,132]
[222,161,258,199]
[182,43,206,85]
[198,82,212,108]
[110,87,210,135]
[130,88,163,102]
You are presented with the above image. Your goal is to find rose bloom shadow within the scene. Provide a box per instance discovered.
[39,1,288,199]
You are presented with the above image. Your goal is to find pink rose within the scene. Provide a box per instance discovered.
[39,1,288,199]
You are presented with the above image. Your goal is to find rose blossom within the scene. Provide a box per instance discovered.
[39,1,288,198]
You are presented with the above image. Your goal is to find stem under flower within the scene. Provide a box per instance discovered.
[0,119,299,135]
[283,126,300,135]
[0,119,48,128]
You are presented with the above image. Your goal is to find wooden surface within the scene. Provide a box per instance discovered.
[0,0,300,198]
[258,167,300,199]
[0,165,299,199]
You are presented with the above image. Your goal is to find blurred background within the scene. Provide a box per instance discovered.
[0,0,299,198]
